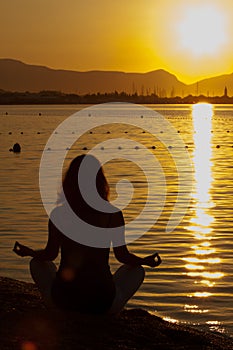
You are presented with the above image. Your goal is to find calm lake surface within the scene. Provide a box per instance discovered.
[0,104,233,337]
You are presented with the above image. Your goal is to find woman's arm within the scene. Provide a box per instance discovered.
[13,219,60,261]
[113,245,161,267]
[111,210,162,268]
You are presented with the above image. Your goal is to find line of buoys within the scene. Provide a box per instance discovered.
[9,143,21,153]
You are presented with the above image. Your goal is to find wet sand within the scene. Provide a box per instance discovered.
[0,276,233,350]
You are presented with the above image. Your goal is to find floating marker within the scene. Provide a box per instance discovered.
[168,146,173,149]
[39,113,42,116]
[216,145,220,148]
[107,131,110,134]
[125,131,128,134]
[9,132,12,135]
[9,143,21,153]
[37,132,41,134]
[89,131,93,134]
[152,146,156,150]
[20,132,23,134]
[135,146,139,150]
[101,147,104,150]
[118,146,122,150]
[83,147,88,150]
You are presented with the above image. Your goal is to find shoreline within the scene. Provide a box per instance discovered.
[0,276,233,350]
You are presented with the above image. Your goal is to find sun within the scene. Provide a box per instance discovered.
[177,4,227,57]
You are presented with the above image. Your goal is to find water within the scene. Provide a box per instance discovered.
[0,104,233,337]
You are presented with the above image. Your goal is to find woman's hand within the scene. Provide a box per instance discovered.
[13,241,35,257]
[143,252,162,268]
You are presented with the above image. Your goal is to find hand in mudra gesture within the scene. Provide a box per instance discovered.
[13,241,34,257]
[143,253,162,268]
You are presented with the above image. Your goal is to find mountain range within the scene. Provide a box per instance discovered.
[0,58,232,97]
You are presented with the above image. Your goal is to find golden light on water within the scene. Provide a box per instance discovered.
[184,103,223,310]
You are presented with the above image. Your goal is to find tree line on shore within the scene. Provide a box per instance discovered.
[0,89,232,104]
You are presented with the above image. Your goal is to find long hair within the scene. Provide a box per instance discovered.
[58,155,109,217]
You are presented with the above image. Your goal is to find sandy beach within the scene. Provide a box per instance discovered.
[0,276,233,350]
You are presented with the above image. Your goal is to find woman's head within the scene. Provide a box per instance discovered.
[60,154,109,211]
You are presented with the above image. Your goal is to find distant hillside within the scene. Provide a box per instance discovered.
[0,59,187,96]
[189,73,233,97]
[0,58,232,96]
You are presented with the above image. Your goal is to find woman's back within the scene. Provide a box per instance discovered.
[52,229,116,313]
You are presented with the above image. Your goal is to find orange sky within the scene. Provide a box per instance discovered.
[1,0,233,83]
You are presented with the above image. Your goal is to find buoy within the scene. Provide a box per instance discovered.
[37,132,40,134]
[185,145,189,148]
[118,146,122,150]
[89,131,93,134]
[216,145,220,148]
[142,131,145,134]
[107,131,110,134]
[20,132,23,134]
[83,147,88,150]
[160,131,163,133]
[9,143,21,153]
[168,146,172,149]
[101,147,104,150]
[152,146,156,150]
[141,115,143,118]
[5,112,8,115]
[135,146,139,150]
[88,113,91,117]
[177,130,180,133]
[125,131,128,134]
[55,131,58,134]
[47,147,51,151]
[9,132,12,135]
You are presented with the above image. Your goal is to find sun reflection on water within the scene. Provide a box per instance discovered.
[184,103,223,318]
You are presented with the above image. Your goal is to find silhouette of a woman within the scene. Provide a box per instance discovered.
[14,154,161,314]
